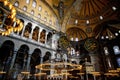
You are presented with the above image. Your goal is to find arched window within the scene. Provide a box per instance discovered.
[113,46,120,55]
[14,1,19,7]
[45,11,48,16]
[75,37,78,41]
[32,0,37,8]
[23,23,32,38]
[31,10,34,15]
[26,0,30,4]
[47,32,52,46]
[44,17,47,22]
[23,6,27,11]
[38,5,42,11]
[40,29,46,43]
[38,14,41,18]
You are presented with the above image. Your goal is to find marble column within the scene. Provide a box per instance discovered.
[38,28,43,42]
[40,57,43,64]
[22,55,27,71]
[10,50,17,70]
[45,32,48,45]
[21,21,27,37]
[26,54,32,71]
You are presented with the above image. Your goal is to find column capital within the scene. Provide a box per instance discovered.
[40,28,43,32]
[32,25,36,30]
[46,31,49,35]
[14,48,19,51]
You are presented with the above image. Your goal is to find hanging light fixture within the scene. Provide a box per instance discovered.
[0,0,23,36]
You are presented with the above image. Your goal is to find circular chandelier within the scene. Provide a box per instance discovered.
[0,0,23,36]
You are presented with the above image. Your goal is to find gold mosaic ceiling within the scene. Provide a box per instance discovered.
[44,0,120,41]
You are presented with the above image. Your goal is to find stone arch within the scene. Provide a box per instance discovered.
[10,44,30,79]
[66,27,88,41]
[42,51,51,75]
[0,40,14,63]
[0,40,14,74]
[15,44,29,69]
[30,48,41,74]
[40,29,46,43]
[93,20,120,39]
[32,26,39,41]
[23,22,32,38]
[43,51,51,62]
[47,32,52,46]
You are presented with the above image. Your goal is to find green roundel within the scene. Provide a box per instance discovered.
[84,38,98,53]
[58,36,71,50]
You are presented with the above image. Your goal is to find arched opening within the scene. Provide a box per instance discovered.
[0,40,14,79]
[30,48,41,74]
[40,29,46,44]
[13,44,29,79]
[43,52,51,62]
[0,40,14,63]
[47,32,52,46]
[23,22,32,38]
[32,27,39,41]
[43,52,51,76]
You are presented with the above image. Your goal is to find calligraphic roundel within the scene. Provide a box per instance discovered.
[84,37,99,53]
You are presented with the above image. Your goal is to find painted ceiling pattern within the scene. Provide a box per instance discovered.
[42,0,120,41]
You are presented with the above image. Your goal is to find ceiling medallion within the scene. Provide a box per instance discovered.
[0,0,23,36]
[84,37,99,53]
[58,36,71,50]
[86,27,92,33]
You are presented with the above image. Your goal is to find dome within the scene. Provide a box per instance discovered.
[66,27,87,41]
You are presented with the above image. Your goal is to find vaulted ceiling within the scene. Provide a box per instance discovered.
[43,0,120,41]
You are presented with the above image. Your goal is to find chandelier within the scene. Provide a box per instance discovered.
[35,60,82,79]
[0,0,23,36]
